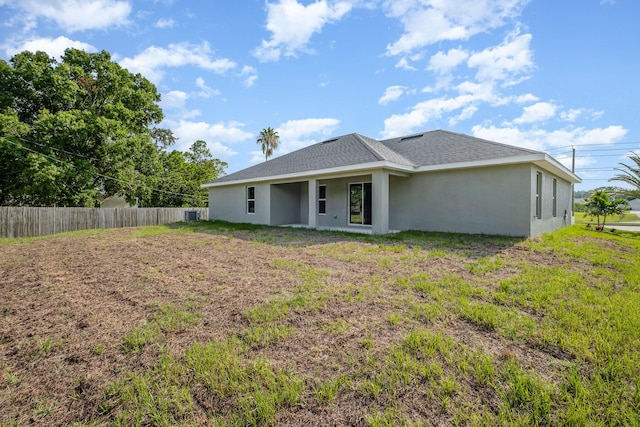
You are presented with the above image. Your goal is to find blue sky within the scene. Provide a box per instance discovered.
[1,0,638,191]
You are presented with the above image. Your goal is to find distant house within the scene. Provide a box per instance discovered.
[202,130,581,237]
[100,195,134,208]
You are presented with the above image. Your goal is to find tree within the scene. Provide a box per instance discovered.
[144,141,227,207]
[0,48,226,207]
[584,191,629,231]
[256,127,279,161]
[610,152,640,200]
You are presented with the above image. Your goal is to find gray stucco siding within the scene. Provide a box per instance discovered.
[388,165,532,236]
[270,182,305,225]
[208,183,271,225]
[317,175,371,229]
[529,167,573,237]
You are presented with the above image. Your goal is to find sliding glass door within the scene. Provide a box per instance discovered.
[349,182,372,225]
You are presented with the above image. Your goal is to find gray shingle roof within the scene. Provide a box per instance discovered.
[209,129,543,184]
[380,130,541,166]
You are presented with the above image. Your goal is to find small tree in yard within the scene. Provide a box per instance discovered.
[584,191,629,231]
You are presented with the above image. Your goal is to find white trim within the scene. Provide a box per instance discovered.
[415,154,581,184]
[318,184,327,215]
[535,171,542,219]
[202,153,581,189]
[246,186,255,215]
[552,178,557,217]
[202,161,412,188]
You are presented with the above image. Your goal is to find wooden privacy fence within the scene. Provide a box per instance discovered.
[0,207,208,238]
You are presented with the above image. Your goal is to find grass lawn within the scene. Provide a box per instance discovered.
[574,211,640,225]
[1,221,639,426]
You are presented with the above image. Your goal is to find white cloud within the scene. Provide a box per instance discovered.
[155,18,175,28]
[238,65,258,88]
[382,94,478,138]
[118,42,236,83]
[250,117,340,162]
[471,123,628,152]
[4,35,96,58]
[513,102,557,124]
[382,79,504,137]
[515,93,539,103]
[467,30,534,85]
[4,0,131,32]
[378,85,406,105]
[194,77,221,98]
[395,57,416,70]
[555,153,595,171]
[161,90,188,110]
[253,0,352,62]
[448,105,478,126]
[428,48,469,74]
[277,117,340,139]
[384,0,529,56]
[166,119,253,157]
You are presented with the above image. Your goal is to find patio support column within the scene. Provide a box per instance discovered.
[308,178,317,228]
[372,170,389,234]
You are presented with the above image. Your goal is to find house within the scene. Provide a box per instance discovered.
[202,130,581,237]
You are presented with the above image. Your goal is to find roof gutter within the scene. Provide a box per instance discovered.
[201,161,414,188]
[202,153,581,189]
[414,153,581,183]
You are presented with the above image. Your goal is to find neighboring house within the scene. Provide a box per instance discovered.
[202,130,581,237]
[100,195,135,208]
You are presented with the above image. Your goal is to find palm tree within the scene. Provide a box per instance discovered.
[610,152,640,199]
[257,127,280,161]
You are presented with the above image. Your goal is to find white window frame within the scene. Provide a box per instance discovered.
[535,172,542,219]
[552,178,557,217]
[247,186,255,214]
[318,184,326,215]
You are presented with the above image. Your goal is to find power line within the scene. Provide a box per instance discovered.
[546,141,640,152]
[2,138,197,199]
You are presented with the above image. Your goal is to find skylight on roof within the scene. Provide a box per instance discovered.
[322,138,339,144]
[400,134,423,141]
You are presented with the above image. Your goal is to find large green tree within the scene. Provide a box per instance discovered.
[144,141,227,207]
[610,152,640,200]
[0,48,225,207]
[256,127,279,161]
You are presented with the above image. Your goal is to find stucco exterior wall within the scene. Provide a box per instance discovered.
[388,165,532,236]
[529,166,573,237]
[317,175,371,229]
[208,165,574,237]
[270,182,304,225]
[208,183,270,225]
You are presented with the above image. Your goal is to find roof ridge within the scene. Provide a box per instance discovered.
[352,134,385,161]
[354,133,415,166]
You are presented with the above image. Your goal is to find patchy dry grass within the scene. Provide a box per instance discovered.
[1,221,639,426]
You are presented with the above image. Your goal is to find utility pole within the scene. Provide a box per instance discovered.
[571,146,576,218]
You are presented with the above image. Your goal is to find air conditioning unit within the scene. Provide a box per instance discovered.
[184,210,201,222]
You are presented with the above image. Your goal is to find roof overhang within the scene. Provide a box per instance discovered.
[202,153,581,189]
[414,153,581,184]
[201,161,414,188]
